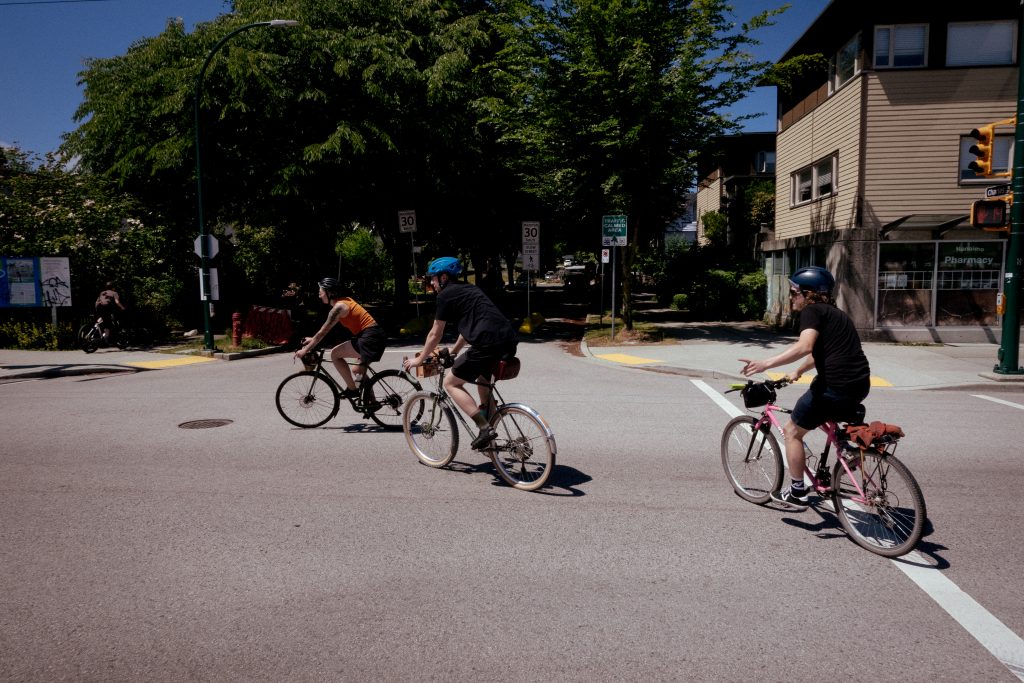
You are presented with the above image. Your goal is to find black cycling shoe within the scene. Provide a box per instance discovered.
[471,427,497,451]
[341,388,360,400]
[771,486,810,510]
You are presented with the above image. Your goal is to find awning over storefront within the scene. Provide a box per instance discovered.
[880,214,1003,241]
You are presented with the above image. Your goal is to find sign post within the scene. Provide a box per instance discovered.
[602,215,627,341]
[398,210,419,317]
[522,221,540,322]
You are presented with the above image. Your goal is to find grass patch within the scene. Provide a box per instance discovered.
[583,316,666,346]
[159,335,276,355]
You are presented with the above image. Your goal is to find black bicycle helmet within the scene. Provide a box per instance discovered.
[789,266,835,295]
[318,277,341,295]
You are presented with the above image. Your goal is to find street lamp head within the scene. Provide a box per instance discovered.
[268,19,299,27]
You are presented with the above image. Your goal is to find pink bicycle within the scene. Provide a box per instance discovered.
[720,378,926,557]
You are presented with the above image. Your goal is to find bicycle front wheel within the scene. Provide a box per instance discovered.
[275,371,339,428]
[78,324,99,354]
[486,404,556,491]
[831,450,926,558]
[720,415,784,505]
[403,391,459,467]
[364,369,422,430]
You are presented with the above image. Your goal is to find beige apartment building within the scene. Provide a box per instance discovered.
[753,1,1019,341]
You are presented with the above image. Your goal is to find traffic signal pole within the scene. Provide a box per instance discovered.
[994,10,1024,375]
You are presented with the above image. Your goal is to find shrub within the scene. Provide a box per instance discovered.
[0,321,76,350]
[671,293,688,311]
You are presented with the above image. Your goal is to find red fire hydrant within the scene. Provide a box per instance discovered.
[232,312,243,346]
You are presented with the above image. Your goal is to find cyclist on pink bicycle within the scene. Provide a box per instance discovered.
[739,266,870,510]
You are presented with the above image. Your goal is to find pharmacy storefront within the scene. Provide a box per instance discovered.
[876,241,1004,328]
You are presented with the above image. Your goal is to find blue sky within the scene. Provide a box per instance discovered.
[0,0,830,157]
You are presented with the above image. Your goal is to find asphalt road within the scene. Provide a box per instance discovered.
[2,341,1023,681]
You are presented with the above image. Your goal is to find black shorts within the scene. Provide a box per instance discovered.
[452,343,518,382]
[351,325,386,365]
[790,379,870,430]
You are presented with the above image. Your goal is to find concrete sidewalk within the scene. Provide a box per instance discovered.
[579,321,1024,391]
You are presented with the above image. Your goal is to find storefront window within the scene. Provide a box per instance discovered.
[877,243,934,326]
[935,242,1001,325]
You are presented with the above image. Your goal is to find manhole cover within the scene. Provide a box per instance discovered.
[178,419,233,429]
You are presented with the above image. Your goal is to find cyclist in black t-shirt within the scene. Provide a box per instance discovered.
[739,266,870,510]
[403,257,518,450]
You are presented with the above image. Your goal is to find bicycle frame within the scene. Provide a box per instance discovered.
[751,402,870,503]
[419,361,507,438]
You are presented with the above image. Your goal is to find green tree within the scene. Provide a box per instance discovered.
[484,0,788,328]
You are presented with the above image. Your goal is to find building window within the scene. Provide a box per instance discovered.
[877,241,1004,327]
[756,150,776,173]
[829,33,861,93]
[875,24,927,68]
[947,21,1016,66]
[959,133,1013,182]
[791,155,837,206]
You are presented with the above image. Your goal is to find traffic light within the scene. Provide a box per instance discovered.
[967,124,995,176]
[970,198,1009,230]
[966,116,1015,177]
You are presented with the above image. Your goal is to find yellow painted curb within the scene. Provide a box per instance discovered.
[595,352,662,365]
[765,371,892,388]
[126,356,217,370]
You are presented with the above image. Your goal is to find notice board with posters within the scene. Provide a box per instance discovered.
[0,256,72,307]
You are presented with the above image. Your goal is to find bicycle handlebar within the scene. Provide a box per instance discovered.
[725,377,791,394]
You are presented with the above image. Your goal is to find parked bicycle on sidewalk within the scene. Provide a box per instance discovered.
[720,377,926,557]
[402,348,556,491]
[276,347,421,429]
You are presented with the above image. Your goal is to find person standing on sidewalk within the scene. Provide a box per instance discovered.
[403,257,518,450]
[739,266,870,509]
[295,277,386,400]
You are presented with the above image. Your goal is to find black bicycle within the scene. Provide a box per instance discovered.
[275,347,422,430]
[78,315,128,353]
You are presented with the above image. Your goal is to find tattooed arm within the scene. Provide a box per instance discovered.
[295,301,350,359]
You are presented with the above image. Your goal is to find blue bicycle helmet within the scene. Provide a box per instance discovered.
[425,257,462,278]
[789,266,835,295]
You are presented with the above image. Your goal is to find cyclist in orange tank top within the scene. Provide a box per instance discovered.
[295,278,388,398]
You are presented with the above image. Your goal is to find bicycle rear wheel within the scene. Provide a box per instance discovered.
[403,391,459,467]
[486,404,556,491]
[720,415,784,505]
[275,371,339,428]
[831,450,926,557]
[78,324,100,354]
[364,369,422,430]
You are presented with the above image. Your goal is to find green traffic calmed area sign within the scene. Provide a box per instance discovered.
[602,215,627,245]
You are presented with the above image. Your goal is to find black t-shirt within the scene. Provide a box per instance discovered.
[435,283,517,348]
[799,303,870,392]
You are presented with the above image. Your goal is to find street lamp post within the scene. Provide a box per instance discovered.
[193,19,298,351]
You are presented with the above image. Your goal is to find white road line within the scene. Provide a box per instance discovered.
[972,394,1024,411]
[894,555,1024,681]
[692,379,743,418]
[694,379,1024,681]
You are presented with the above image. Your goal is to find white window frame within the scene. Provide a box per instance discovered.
[791,155,838,206]
[829,33,861,94]
[947,21,1016,67]
[874,24,928,69]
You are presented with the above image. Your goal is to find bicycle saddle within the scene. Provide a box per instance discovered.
[833,404,866,425]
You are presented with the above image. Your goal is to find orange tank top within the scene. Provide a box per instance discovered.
[337,297,376,335]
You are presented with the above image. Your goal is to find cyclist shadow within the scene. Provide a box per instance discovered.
[443,460,592,497]
[778,502,948,568]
